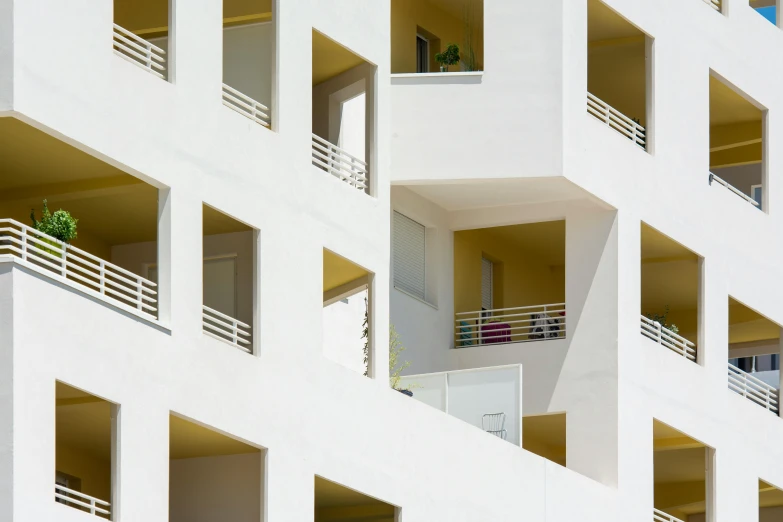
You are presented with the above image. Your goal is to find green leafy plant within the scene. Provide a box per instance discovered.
[30,200,78,244]
[435,44,461,71]
[645,305,679,335]
[363,297,412,391]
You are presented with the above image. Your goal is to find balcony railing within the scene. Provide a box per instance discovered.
[0,219,158,318]
[112,24,166,80]
[640,316,696,361]
[709,173,760,208]
[55,484,111,518]
[311,134,368,191]
[222,84,271,127]
[703,0,721,12]
[202,305,251,353]
[586,92,646,149]
[455,303,565,347]
[728,363,779,414]
[654,508,684,522]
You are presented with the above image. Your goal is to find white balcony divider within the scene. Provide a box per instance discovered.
[112,24,166,79]
[586,92,646,149]
[222,84,271,127]
[703,0,721,12]
[653,508,685,522]
[202,305,252,352]
[728,363,779,413]
[709,173,760,208]
[0,219,157,318]
[55,484,111,517]
[455,303,565,347]
[311,134,368,191]
[640,316,696,361]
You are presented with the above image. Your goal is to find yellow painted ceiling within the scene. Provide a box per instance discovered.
[56,383,112,462]
[169,415,260,460]
[522,412,566,467]
[480,221,565,268]
[710,75,762,126]
[653,421,707,518]
[641,224,698,263]
[315,476,388,508]
[114,0,271,33]
[588,0,643,42]
[313,30,366,86]
[729,298,780,343]
[323,249,369,293]
[0,118,158,250]
[760,480,783,508]
[203,204,253,236]
[425,0,484,21]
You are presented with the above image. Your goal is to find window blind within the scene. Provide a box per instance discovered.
[393,211,426,300]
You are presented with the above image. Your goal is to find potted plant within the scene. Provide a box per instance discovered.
[435,44,460,72]
[30,200,78,255]
[363,298,414,396]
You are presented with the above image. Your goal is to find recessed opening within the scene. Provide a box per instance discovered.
[640,224,700,361]
[758,479,783,520]
[169,415,264,522]
[314,476,396,522]
[751,0,778,25]
[653,420,713,522]
[0,118,160,320]
[222,0,275,128]
[312,30,374,194]
[709,73,766,211]
[55,382,115,519]
[323,248,371,376]
[587,0,650,150]
[201,205,257,354]
[453,221,565,347]
[390,0,484,74]
[113,0,170,80]
[522,412,566,467]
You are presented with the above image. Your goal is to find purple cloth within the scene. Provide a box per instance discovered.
[481,322,511,344]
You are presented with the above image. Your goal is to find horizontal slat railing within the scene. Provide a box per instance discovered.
[653,508,685,522]
[55,484,111,517]
[703,0,721,12]
[640,316,696,361]
[113,23,166,79]
[202,305,252,353]
[728,363,779,413]
[586,92,646,149]
[0,219,157,318]
[455,303,565,347]
[709,173,760,208]
[222,84,271,127]
[311,134,368,191]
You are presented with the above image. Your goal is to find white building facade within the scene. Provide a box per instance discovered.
[1,0,782,521]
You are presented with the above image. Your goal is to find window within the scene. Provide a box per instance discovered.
[481,257,493,315]
[393,211,426,300]
[416,35,429,73]
[752,184,763,210]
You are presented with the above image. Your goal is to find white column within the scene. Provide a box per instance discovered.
[169,0,222,99]
[110,404,121,521]
[0,0,12,112]
[556,208,621,486]
[0,266,13,522]
[700,257,728,389]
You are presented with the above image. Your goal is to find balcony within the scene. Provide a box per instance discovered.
[456,303,565,347]
[311,29,375,195]
[0,219,157,319]
[587,0,650,151]
[113,0,169,81]
[703,0,721,12]
[641,224,700,362]
[727,363,779,413]
[112,24,167,80]
[399,365,523,445]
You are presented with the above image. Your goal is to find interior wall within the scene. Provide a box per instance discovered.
[111,231,253,325]
[323,289,367,374]
[170,453,262,522]
[390,0,484,73]
[55,443,111,503]
[223,22,274,110]
[588,42,646,126]
[453,229,564,315]
[712,164,762,198]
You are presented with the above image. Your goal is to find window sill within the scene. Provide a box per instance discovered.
[393,286,438,310]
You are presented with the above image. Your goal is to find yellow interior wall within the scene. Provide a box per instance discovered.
[588,42,646,126]
[56,443,111,504]
[641,259,699,342]
[390,0,483,74]
[453,230,564,315]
